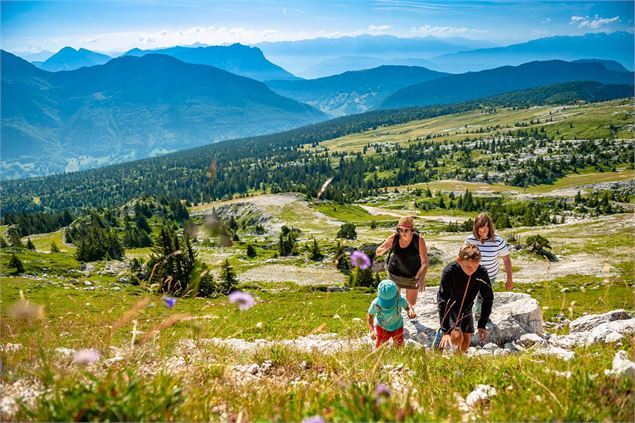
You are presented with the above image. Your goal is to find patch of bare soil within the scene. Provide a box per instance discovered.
[238,264,346,285]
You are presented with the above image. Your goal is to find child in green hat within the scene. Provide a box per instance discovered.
[367,279,416,348]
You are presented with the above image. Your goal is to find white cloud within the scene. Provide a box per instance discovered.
[410,25,488,37]
[540,18,551,24]
[368,24,392,32]
[570,15,620,29]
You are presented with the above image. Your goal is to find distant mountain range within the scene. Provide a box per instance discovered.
[300,56,439,80]
[123,44,298,81]
[381,60,634,109]
[0,51,325,180]
[257,34,490,78]
[266,65,447,116]
[430,32,634,73]
[34,47,112,72]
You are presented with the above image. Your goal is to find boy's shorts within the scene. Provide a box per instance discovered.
[375,326,404,348]
[455,312,475,334]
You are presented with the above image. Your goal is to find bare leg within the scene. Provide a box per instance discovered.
[459,332,471,352]
[405,288,418,308]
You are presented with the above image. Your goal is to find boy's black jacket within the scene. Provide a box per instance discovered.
[437,261,493,333]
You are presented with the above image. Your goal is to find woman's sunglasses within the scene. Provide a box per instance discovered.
[397,228,413,233]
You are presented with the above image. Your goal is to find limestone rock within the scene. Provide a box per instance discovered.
[518,333,547,348]
[403,291,543,347]
[604,350,635,379]
[569,309,632,333]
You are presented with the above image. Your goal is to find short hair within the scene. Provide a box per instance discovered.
[458,244,481,261]
[473,212,496,242]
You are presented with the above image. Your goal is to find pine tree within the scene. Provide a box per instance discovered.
[218,259,238,295]
[7,226,23,248]
[246,243,257,258]
[50,241,60,253]
[26,238,36,250]
[309,238,324,261]
[9,254,24,274]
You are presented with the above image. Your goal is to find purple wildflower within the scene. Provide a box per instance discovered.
[72,349,100,365]
[375,383,392,397]
[228,291,255,311]
[301,416,325,423]
[350,250,371,270]
[163,297,177,309]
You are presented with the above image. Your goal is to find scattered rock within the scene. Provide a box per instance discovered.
[465,384,497,407]
[604,350,635,380]
[604,332,624,343]
[569,309,632,333]
[518,333,547,348]
[536,346,575,361]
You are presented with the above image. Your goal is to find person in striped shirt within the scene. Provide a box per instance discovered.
[464,212,514,291]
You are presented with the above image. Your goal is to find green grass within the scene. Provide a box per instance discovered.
[319,99,634,154]
[22,230,74,253]
[313,202,395,225]
[1,248,81,276]
[2,275,633,422]
[525,167,634,194]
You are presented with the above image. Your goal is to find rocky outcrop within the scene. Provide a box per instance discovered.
[569,309,632,333]
[402,290,543,347]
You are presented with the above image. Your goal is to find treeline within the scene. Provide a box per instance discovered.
[1,210,74,236]
[2,94,633,216]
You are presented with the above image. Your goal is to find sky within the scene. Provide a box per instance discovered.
[1,0,633,54]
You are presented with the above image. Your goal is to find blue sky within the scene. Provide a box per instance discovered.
[1,0,633,53]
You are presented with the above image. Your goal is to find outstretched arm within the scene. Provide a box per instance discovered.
[502,255,513,290]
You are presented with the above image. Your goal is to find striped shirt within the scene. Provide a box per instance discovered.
[464,234,510,281]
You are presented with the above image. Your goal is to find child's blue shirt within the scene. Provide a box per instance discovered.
[368,295,409,332]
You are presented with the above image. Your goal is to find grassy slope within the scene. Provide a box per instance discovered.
[317,99,634,154]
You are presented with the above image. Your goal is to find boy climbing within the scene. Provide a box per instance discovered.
[437,244,494,353]
[368,279,416,348]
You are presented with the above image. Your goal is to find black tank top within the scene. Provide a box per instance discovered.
[388,233,421,278]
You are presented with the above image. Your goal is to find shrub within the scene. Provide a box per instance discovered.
[337,223,357,240]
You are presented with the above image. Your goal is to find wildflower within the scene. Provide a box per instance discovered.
[457,370,463,379]
[375,383,392,397]
[350,250,371,270]
[228,291,255,311]
[72,349,100,365]
[164,297,177,309]
[301,416,325,423]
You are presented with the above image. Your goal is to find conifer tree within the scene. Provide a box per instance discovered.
[9,254,24,274]
[218,259,238,295]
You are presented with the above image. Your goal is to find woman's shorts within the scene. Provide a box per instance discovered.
[388,272,418,290]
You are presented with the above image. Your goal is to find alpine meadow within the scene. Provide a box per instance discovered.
[1,1,634,422]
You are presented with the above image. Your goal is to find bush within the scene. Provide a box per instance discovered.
[337,223,357,240]
[50,241,60,253]
[246,243,257,258]
[9,254,24,274]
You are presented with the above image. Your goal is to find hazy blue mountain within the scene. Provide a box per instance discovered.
[301,56,440,78]
[381,60,634,109]
[266,65,447,116]
[480,81,634,106]
[430,32,634,73]
[572,59,629,73]
[257,34,474,77]
[1,51,326,179]
[12,50,55,62]
[37,47,112,71]
[123,43,297,81]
